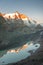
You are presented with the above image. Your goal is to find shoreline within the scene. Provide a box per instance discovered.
[7,37,43,65]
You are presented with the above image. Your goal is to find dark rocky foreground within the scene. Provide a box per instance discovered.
[7,30,43,65]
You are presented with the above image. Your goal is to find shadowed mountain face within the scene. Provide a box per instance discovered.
[0,29,43,50]
[0,16,6,29]
[0,16,6,24]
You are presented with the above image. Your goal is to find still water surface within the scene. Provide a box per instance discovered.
[0,41,40,65]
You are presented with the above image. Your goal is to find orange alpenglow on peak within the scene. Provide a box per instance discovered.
[2,11,29,20]
[15,11,29,20]
[0,13,3,16]
[0,13,5,17]
[14,11,21,19]
[20,14,29,20]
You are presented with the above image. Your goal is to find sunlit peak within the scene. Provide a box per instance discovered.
[2,11,29,20]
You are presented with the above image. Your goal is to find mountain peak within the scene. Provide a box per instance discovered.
[0,11,38,27]
[0,13,3,16]
[2,11,28,20]
[0,13,5,17]
[15,11,20,14]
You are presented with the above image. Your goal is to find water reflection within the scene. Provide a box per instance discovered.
[0,41,40,65]
[7,44,28,53]
[7,42,33,53]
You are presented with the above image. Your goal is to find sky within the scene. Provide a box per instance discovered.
[0,0,43,23]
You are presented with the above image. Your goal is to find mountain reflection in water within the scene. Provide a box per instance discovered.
[7,42,33,53]
[7,44,28,53]
[0,41,40,65]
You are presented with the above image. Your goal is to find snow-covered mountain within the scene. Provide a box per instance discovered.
[0,11,37,27]
[0,11,43,32]
[0,11,43,50]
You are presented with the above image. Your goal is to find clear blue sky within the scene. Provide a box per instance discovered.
[0,0,43,23]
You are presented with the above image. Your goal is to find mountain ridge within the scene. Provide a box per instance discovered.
[0,11,38,27]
